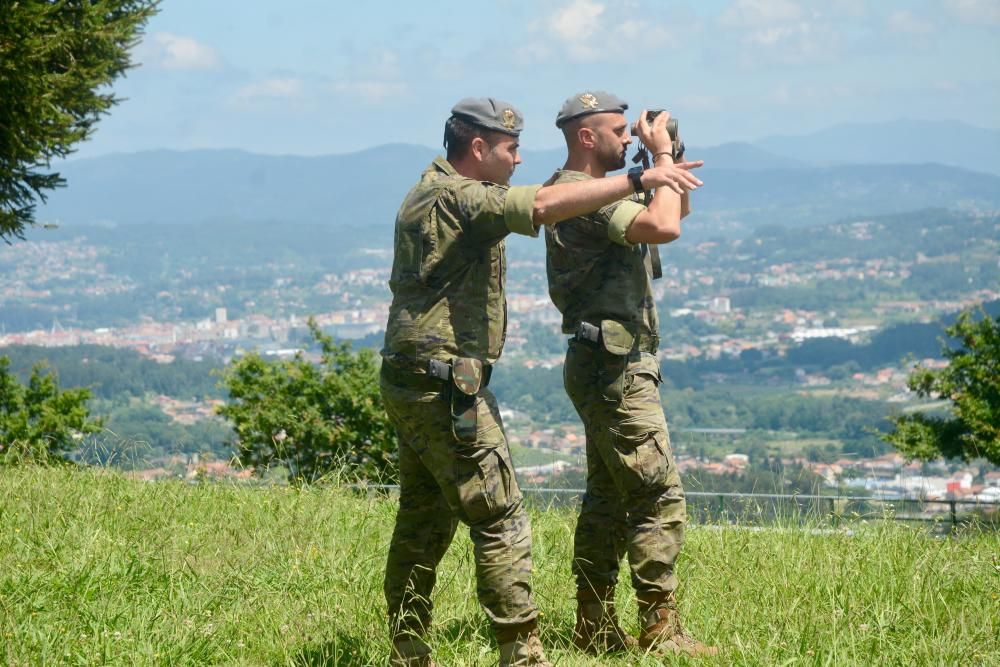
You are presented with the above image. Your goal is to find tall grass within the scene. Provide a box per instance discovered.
[1,466,998,665]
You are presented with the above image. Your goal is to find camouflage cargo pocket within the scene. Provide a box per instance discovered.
[597,321,639,404]
[622,353,662,402]
[609,430,673,494]
[598,353,628,404]
[453,444,516,525]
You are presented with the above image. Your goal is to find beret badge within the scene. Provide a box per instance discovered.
[501,108,517,130]
[579,93,599,109]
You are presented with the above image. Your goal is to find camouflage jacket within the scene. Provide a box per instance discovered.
[382,156,541,367]
[544,169,658,340]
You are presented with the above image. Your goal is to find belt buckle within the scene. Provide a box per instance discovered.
[577,321,600,343]
[428,358,451,381]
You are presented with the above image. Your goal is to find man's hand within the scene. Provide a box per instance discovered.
[633,108,673,155]
[641,160,705,194]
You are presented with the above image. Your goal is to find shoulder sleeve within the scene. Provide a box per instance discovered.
[600,199,645,247]
[447,181,540,244]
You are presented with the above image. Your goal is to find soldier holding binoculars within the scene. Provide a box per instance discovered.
[545,91,717,657]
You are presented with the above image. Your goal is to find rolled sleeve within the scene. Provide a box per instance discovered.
[606,199,645,247]
[503,184,542,237]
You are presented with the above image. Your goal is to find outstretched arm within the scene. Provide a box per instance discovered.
[531,156,703,227]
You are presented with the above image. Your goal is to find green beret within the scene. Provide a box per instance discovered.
[450,97,524,136]
[555,90,629,128]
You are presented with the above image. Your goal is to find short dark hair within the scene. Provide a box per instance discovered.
[443,116,497,160]
[560,116,585,145]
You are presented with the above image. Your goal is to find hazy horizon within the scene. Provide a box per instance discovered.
[58,117,1000,163]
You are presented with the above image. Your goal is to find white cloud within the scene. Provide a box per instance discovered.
[828,0,869,19]
[147,32,221,70]
[944,0,1000,25]
[546,0,607,61]
[231,72,404,108]
[327,80,407,103]
[523,0,680,63]
[235,78,304,102]
[888,10,933,35]
[369,50,402,79]
[324,49,407,104]
[613,19,676,46]
[720,0,804,28]
[717,1,845,65]
[513,42,551,66]
[550,0,605,41]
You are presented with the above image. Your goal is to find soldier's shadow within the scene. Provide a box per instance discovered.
[293,630,374,667]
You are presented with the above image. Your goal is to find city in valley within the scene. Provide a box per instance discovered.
[3,209,998,514]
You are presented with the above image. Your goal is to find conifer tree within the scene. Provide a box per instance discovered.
[0,0,158,240]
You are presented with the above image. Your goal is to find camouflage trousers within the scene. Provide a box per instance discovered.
[563,340,686,597]
[380,368,538,637]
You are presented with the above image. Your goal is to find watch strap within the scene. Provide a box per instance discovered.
[627,167,644,193]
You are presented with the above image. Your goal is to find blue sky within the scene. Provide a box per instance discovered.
[78,0,1000,157]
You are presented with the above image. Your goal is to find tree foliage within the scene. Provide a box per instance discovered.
[218,320,397,483]
[0,0,158,240]
[0,356,103,462]
[885,310,1000,465]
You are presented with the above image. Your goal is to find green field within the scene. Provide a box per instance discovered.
[2,466,998,665]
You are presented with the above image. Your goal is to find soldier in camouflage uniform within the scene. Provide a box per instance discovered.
[379,97,697,667]
[544,91,717,657]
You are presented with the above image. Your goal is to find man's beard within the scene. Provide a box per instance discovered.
[600,145,626,172]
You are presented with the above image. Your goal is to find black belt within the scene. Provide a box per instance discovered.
[572,321,659,354]
[381,358,492,391]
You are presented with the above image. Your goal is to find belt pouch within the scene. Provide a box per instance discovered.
[450,357,483,442]
[597,321,634,403]
[599,320,635,355]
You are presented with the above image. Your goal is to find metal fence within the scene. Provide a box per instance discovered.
[574,489,997,530]
[362,485,1000,533]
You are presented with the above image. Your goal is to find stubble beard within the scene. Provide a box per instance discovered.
[602,146,627,172]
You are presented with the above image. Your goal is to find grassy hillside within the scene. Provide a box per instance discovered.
[1,467,998,665]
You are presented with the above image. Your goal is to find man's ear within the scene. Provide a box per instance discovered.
[578,127,596,150]
[470,136,488,162]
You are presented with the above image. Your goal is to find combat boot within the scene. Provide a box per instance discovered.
[389,635,435,667]
[496,622,553,667]
[637,593,718,657]
[573,586,638,654]
[389,612,435,667]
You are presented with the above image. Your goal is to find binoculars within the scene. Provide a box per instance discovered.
[631,109,684,160]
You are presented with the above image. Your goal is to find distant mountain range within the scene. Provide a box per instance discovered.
[757,119,1000,176]
[37,120,1000,232]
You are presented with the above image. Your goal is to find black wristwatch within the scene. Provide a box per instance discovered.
[627,167,644,193]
